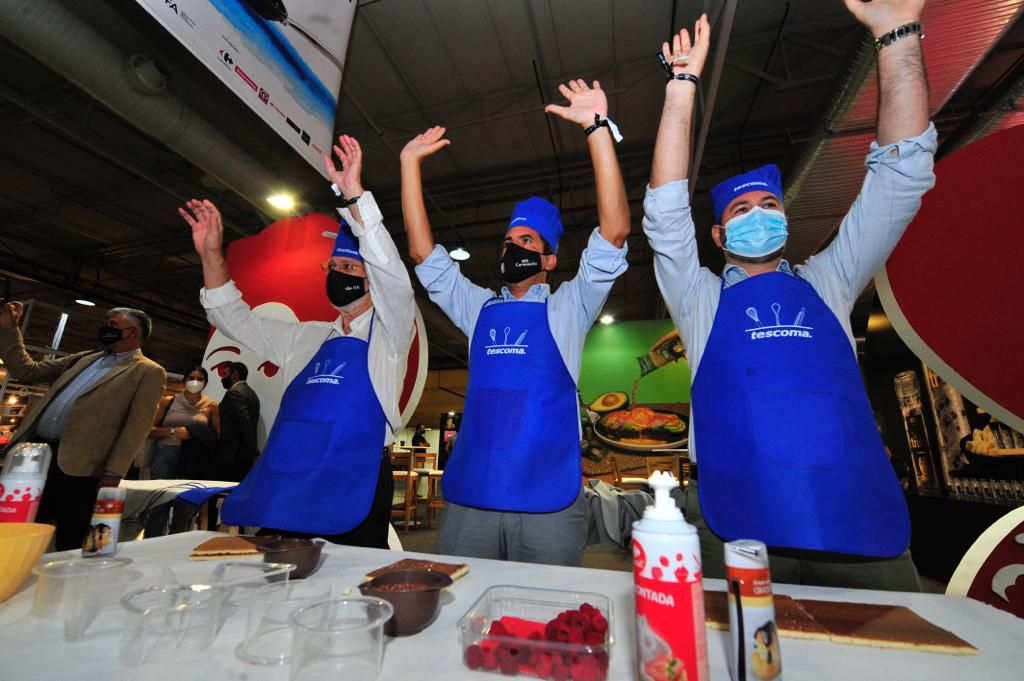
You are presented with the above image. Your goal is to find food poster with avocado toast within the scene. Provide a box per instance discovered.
[578,320,690,469]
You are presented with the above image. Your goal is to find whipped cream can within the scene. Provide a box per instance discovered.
[631,471,708,681]
[82,487,125,557]
[725,539,782,680]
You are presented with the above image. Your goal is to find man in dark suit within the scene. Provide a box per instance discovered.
[215,361,260,482]
[0,304,166,549]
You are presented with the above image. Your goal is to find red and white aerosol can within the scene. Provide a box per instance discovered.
[631,471,708,681]
[0,442,51,523]
[725,539,782,680]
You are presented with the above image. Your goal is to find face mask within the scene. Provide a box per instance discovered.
[184,379,205,394]
[221,376,234,390]
[98,325,125,345]
[723,206,788,258]
[499,242,544,284]
[326,269,367,307]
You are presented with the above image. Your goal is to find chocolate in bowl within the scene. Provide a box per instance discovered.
[359,568,452,636]
[259,538,324,579]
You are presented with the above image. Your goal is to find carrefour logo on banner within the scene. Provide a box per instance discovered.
[744,303,813,340]
[485,327,529,356]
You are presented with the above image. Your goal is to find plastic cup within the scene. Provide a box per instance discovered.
[289,597,393,681]
[119,583,227,667]
[31,557,132,619]
[64,564,143,641]
[236,580,331,666]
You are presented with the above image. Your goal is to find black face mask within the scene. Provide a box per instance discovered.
[499,243,544,284]
[221,375,234,390]
[326,269,367,307]
[98,325,125,346]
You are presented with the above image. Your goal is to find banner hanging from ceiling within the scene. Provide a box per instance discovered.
[135,0,355,175]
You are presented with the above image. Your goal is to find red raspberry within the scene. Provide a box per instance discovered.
[579,603,595,617]
[465,645,484,670]
[545,620,560,641]
[568,629,584,644]
[584,631,604,646]
[571,655,601,681]
[550,663,569,681]
[499,656,519,675]
[528,631,543,641]
[483,647,499,670]
[590,614,608,635]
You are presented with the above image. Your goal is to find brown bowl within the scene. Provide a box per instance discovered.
[259,539,324,579]
[358,568,452,636]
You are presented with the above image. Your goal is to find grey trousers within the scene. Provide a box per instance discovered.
[436,489,588,566]
[683,480,922,592]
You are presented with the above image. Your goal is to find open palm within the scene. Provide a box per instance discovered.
[178,199,223,257]
[324,134,363,197]
[545,80,608,128]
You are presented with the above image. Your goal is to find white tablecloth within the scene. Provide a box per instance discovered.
[1,531,1021,680]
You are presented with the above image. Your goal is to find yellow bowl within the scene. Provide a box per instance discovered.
[0,523,55,602]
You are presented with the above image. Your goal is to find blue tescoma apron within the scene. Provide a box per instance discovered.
[691,273,909,557]
[221,321,387,534]
[443,298,581,513]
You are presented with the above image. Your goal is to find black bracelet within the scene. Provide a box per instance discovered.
[584,114,609,137]
[656,52,700,86]
[873,22,923,52]
[332,192,361,207]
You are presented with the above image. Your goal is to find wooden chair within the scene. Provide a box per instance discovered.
[609,456,647,490]
[645,455,676,477]
[425,470,445,527]
[391,470,420,531]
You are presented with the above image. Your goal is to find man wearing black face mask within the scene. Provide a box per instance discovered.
[215,362,260,482]
[401,79,630,566]
[181,135,414,548]
[0,305,165,549]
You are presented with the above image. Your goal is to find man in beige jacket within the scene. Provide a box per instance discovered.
[0,304,165,549]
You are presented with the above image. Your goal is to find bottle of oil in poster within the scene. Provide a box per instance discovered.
[631,471,708,681]
[637,330,687,378]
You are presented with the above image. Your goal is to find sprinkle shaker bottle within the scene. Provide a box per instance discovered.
[631,471,708,681]
[725,539,782,680]
[0,442,52,523]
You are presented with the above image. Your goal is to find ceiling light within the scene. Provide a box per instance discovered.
[448,246,470,261]
[267,193,296,211]
[599,314,614,325]
[447,411,455,416]
[75,299,96,307]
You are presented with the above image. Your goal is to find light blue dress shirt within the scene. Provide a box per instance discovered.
[34,349,141,440]
[643,124,938,460]
[414,226,628,383]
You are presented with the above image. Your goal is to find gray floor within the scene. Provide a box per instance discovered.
[394,524,947,593]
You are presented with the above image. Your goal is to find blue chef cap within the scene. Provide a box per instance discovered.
[507,197,563,253]
[331,220,363,261]
[710,164,784,224]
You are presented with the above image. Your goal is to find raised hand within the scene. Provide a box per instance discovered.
[544,80,609,128]
[179,199,224,259]
[400,126,451,164]
[324,134,363,199]
[662,13,711,79]
[843,0,924,36]
[0,301,24,330]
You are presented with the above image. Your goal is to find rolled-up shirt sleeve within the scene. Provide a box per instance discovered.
[800,123,938,306]
[414,245,494,339]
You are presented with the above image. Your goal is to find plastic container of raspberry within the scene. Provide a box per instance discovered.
[457,585,613,680]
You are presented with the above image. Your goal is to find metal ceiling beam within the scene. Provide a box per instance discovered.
[689,0,737,197]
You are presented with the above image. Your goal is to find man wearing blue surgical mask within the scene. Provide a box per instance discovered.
[644,0,935,590]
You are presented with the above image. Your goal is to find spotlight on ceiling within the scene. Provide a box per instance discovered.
[599,314,614,325]
[267,193,296,211]
[75,299,96,307]
[448,245,470,261]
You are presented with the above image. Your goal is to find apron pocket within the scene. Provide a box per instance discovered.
[262,419,331,474]
[749,388,843,470]
[466,388,526,450]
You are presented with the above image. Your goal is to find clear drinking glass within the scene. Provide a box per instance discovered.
[236,579,331,666]
[288,597,393,681]
[119,583,227,667]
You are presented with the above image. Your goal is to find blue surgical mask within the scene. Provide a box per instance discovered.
[723,206,788,258]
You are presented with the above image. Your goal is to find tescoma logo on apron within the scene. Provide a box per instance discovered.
[305,359,346,385]
[744,303,814,341]
[485,326,530,356]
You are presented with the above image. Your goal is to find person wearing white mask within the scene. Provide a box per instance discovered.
[144,365,220,536]
[148,365,221,480]
[644,0,935,590]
